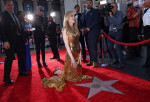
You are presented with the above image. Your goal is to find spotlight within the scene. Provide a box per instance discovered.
[27,14,33,21]
[50,12,56,17]
[100,0,107,5]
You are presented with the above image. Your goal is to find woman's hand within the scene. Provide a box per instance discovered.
[3,42,10,50]
[71,58,77,68]
[79,52,82,65]
[25,39,28,45]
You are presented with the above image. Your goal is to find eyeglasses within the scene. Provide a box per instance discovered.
[40,9,44,12]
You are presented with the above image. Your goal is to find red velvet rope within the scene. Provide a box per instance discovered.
[103,32,150,46]
[99,34,101,41]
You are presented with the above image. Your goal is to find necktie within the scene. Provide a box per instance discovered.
[12,13,21,29]
[12,13,21,34]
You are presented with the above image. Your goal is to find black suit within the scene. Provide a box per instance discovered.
[47,21,60,58]
[33,15,46,62]
[75,13,86,61]
[143,9,150,65]
[1,11,27,80]
[144,26,150,65]
[81,8,100,62]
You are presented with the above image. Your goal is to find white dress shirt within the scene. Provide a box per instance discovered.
[143,8,150,26]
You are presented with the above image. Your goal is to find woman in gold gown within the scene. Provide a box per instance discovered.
[41,11,92,92]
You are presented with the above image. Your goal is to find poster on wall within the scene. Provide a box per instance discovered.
[38,3,47,17]
[13,2,18,14]
[24,2,33,14]
[0,2,1,12]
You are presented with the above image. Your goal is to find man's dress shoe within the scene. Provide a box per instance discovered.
[57,57,60,61]
[38,62,43,68]
[19,72,30,76]
[43,62,48,66]
[3,79,14,84]
[86,61,93,66]
[142,64,150,68]
[50,57,57,59]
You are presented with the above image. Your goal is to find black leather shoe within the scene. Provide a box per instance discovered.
[83,59,87,63]
[142,64,150,68]
[99,55,102,58]
[13,56,16,60]
[37,62,43,68]
[43,62,48,66]
[19,72,30,76]
[3,79,14,84]
[57,57,60,61]
[110,60,119,65]
[117,64,124,69]
[50,57,57,59]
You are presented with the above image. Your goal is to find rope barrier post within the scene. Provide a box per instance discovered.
[0,41,4,64]
[100,30,109,67]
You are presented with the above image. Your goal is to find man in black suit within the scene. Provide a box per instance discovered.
[81,0,100,68]
[33,6,48,67]
[74,5,87,63]
[1,0,29,84]
[47,16,60,61]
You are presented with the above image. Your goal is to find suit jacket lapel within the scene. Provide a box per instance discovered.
[5,11,16,26]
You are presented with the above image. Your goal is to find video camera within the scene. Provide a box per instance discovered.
[99,3,114,17]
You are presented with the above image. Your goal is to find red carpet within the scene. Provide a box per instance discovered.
[0,49,150,102]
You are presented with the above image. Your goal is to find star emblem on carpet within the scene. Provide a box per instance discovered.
[74,76,125,99]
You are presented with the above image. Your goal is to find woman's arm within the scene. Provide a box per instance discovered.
[79,51,82,65]
[141,0,150,8]
[62,28,77,68]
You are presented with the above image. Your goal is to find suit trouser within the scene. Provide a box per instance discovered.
[49,36,60,58]
[4,35,25,79]
[144,26,150,64]
[34,36,45,62]
[107,30,123,64]
[79,34,86,60]
[86,32,99,62]
[128,27,141,57]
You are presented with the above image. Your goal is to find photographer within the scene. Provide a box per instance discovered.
[127,0,142,58]
[137,3,150,67]
[98,3,112,59]
[33,6,48,67]
[104,2,124,68]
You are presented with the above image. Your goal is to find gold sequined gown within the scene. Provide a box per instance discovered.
[41,30,92,92]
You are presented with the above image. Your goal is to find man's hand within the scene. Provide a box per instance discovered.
[137,35,143,40]
[109,12,113,17]
[25,39,28,45]
[81,27,89,35]
[140,0,150,8]
[133,11,141,18]
[3,42,10,50]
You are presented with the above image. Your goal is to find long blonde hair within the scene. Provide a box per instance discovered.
[62,11,79,35]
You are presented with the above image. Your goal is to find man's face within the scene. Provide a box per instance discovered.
[86,1,93,9]
[98,4,104,8]
[38,9,44,16]
[75,6,80,13]
[19,12,25,20]
[48,17,52,22]
[111,4,118,13]
[5,1,14,13]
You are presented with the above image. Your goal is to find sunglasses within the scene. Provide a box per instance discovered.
[40,9,44,11]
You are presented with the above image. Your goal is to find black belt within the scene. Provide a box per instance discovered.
[109,29,122,33]
[145,25,150,27]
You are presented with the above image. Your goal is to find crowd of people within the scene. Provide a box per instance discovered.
[0,0,150,87]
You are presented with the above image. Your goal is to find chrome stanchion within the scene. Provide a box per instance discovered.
[0,41,4,64]
[100,30,109,67]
